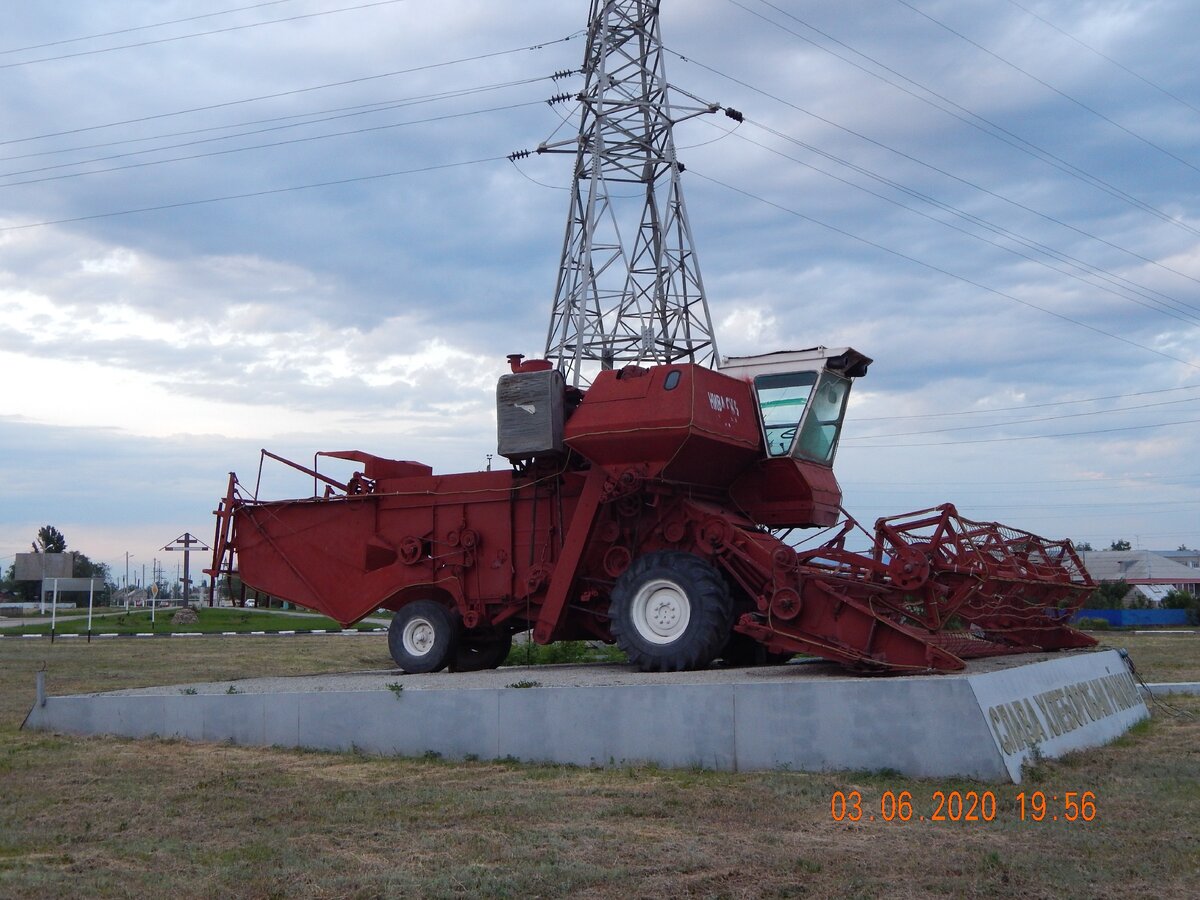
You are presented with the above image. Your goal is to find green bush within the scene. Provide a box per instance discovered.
[1075,617,1111,631]
[1088,581,1130,609]
[1161,589,1200,625]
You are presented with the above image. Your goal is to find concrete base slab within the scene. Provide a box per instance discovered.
[1144,682,1200,696]
[23,650,1149,783]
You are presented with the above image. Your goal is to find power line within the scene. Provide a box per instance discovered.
[0,99,548,189]
[873,499,1200,511]
[712,3,1200,284]
[0,0,411,71]
[850,484,1198,497]
[1,0,299,55]
[670,54,1200,324]
[4,9,1190,374]
[891,0,1200,176]
[849,395,1200,440]
[846,473,1200,486]
[726,121,1200,325]
[673,30,1200,244]
[1,76,550,164]
[0,156,507,233]
[1002,0,1200,117]
[40,79,1200,339]
[854,383,1200,421]
[0,33,580,148]
[840,417,1200,448]
[1072,531,1199,540]
[690,170,1200,372]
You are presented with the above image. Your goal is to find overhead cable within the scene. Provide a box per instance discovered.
[668,48,1200,242]
[1003,0,1200,117]
[855,384,1200,421]
[727,122,1200,324]
[849,396,1200,440]
[1,1,299,56]
[0,0,411,71]
[0,156,507,233]
[891,0,1200,176]
[0,76,553,164]
[0,33,581,147]
[840,417,1200,447]
[0,97,550,187]
[690,170,1200,372]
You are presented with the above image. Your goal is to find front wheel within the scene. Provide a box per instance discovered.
[609,551,734,672]
[388,600,459,673]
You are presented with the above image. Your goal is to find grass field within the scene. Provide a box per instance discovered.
[1,632,1196,898]
[1,607,374,637]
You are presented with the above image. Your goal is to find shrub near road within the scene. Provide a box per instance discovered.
[0,633,1196,897]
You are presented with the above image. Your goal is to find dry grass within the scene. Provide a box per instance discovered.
[1089,628,1200,684]
[1,633,1197,898]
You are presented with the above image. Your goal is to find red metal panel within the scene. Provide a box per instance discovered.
[729,458,843,528]
[564,364,761,485]
[533,467,608,643]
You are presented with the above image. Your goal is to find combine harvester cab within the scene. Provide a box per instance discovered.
[208,347,1095,675]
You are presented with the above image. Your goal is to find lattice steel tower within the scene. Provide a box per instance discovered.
[541,0,721,387]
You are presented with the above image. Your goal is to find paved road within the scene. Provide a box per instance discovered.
[0,605,391,629]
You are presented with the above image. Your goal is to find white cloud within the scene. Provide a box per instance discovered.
[79,247,139,275]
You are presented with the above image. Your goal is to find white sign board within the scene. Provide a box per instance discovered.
[967,651,1148,782]
[14,552,73,580]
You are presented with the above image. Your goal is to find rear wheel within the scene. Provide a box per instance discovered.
[388,600,459,673]
[451,631,513,672]
[610,551,734,672]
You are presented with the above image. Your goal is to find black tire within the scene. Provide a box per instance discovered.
[450,631,513,672]
[719,631,794,667]
[388,600,459,673]
[609,551,734,672]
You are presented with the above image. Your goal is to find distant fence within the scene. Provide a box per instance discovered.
[1073,608,1190,627]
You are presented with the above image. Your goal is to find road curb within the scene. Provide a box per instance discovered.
[0,628,388,640]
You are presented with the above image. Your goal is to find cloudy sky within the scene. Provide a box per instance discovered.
[2,0,1198,586]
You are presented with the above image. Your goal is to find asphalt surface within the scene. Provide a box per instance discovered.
[0,606,391,629]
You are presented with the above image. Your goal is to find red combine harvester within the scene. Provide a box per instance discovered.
[207,346,1096,674]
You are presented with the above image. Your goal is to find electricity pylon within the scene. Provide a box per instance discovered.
[540,0,724,387]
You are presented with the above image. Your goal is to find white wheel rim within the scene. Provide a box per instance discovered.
[402,616,436,656]
[630,578,691,645]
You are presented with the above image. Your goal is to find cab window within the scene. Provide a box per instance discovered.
[753,372,817,456]
[793,372,850,464]
[753,370,851,464]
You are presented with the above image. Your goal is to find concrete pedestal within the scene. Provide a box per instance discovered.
[23,650,1148,783]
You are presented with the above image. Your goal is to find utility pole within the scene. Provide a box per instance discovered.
[124,552,133,609]
[538,0,728,386]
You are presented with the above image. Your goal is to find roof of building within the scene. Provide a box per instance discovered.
[1081,550,1200,584]
[1154,549,1200,564]
[1129,583,1173,604]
